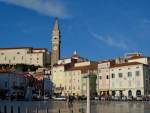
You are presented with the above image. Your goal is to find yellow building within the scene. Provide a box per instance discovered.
[52,52,97,96]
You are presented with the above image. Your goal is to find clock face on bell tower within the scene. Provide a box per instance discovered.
[53,46,58,51]
[51,18,60,66]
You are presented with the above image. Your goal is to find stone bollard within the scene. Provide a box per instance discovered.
[11,106,13,113]
[4,105,7,113]
[0,106,1,113]
[46,108,48,113]
[25,107,28,113]
[58,109,60,113]
[36,107,38,113]
[18,106,20,113]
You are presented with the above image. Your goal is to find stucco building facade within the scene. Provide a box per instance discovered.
[0,47,50,67]
[52,52,97,96]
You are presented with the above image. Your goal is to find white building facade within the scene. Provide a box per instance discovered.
[97,53,150,98]
[0,47,50,67]
[110,62,150,97]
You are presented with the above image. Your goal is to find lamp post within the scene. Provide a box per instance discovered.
[87,75,90,113]
[83,71,93,113]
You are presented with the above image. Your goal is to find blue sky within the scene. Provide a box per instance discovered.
[0,0,150,60]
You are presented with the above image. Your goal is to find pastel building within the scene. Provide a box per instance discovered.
[63,61,97,96]
[52,52,97,96]
[96,53,150,97]
[97,60,115,96]
[0,47,50,67]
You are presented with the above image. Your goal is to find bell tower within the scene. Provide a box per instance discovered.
[51,18,60,66]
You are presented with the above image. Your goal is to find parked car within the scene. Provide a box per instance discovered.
[94,96,100,100]
[53,96,67,101]
[43,95,50,100]
[127,96,133,101]
[100,96,106,101]
[136,96,143,101]
[121,96,127,101]
[111,96,121,101]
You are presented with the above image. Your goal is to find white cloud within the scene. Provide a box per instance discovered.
[91,32,129,50]
[0,0,70,18]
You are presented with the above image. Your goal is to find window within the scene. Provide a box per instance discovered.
[22,56,24,60]
[111,73,115,78]
[1,53,4,55]
[136,66,139,69]
[118,73,123,78]
[69,86,71,90]
[99,76,102,79]
[128,72,132,77]
[144,70,148,78]
[106,75,109,79]
[146,80,148,87]
[37,58,39,60]
[149,70,150,75]
[17,52,20,54]
[136,90,141,96]
[13,57,15,60]
[5,56,6,60]
[136,71,140,76]
[112,91,115,96]
[5,82,7,88]
[98,70,101,73]
[128,80,131,87]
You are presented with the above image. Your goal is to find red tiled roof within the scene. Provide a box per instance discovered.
[111,62,145,68]
[128,56,145,60]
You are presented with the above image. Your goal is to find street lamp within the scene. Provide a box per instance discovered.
[83,70,93,113]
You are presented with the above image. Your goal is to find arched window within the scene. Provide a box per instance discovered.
[112,91,116,96]
[119,90,123,97]
[128,90,132,96]
[136,90,141,96]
